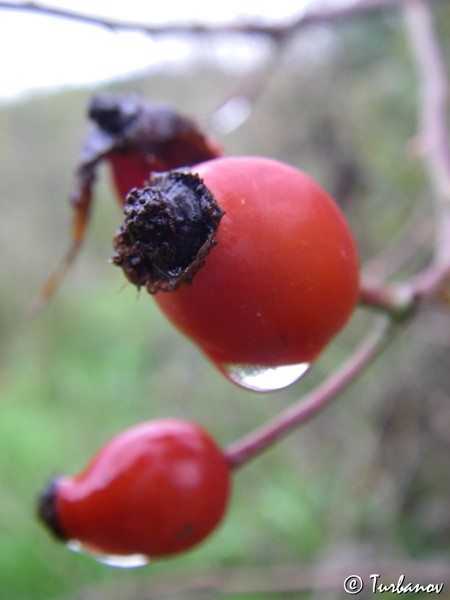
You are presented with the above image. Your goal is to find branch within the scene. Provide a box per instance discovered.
[404,0,450,291]
[359,278,417,320]
[225,317,391,469]
[62,560,450,599]
[0,0,415,41]
[361,0,450,316]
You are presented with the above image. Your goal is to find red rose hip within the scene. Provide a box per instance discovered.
[113,156,360,391]
[38,419,231,565]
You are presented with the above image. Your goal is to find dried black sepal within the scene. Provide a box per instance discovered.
[37,477,67,542]
[88,94,140,135]
[112,170,224,294]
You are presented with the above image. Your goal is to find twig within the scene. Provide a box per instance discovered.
[225,317,391,468]
[0,0,415,41]
[359,278,416,320]
[360,0,450,317]
[404,0,450,293]
[59,559,450,599]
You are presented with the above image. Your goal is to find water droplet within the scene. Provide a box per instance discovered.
[67,539,149,569]
[222,362,311,392]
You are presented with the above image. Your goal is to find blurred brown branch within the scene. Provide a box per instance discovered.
[361,0,450,315]
[61,559,450,599]
[225,317,391,468]
[0,0,419,41]
[404,0,450,292]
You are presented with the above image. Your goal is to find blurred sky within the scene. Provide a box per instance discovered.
[0,0,314,100]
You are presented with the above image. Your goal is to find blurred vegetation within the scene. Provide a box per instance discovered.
[1,4,450,600]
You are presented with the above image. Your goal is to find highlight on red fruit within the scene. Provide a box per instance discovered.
[113,156,360,392]
[37,419,231,566]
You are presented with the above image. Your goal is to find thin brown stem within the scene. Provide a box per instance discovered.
[404,0,450,291]
[225,317,391,468]
[359,278,416,320]
[360,0,450,316]
[61,560,450,599]
[0,0,416,41]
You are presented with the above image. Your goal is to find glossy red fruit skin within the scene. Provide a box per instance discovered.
[53,420,231,558]
[108,151,160,201]
[154,156,360,369]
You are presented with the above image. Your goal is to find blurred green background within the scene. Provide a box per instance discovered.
[1,4,449,599]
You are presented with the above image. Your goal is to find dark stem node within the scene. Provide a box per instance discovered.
[37,478,67,542]
[112,170,224,293]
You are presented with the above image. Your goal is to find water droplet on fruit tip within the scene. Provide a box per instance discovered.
[222,362,311,392]
[66,539,149,569]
